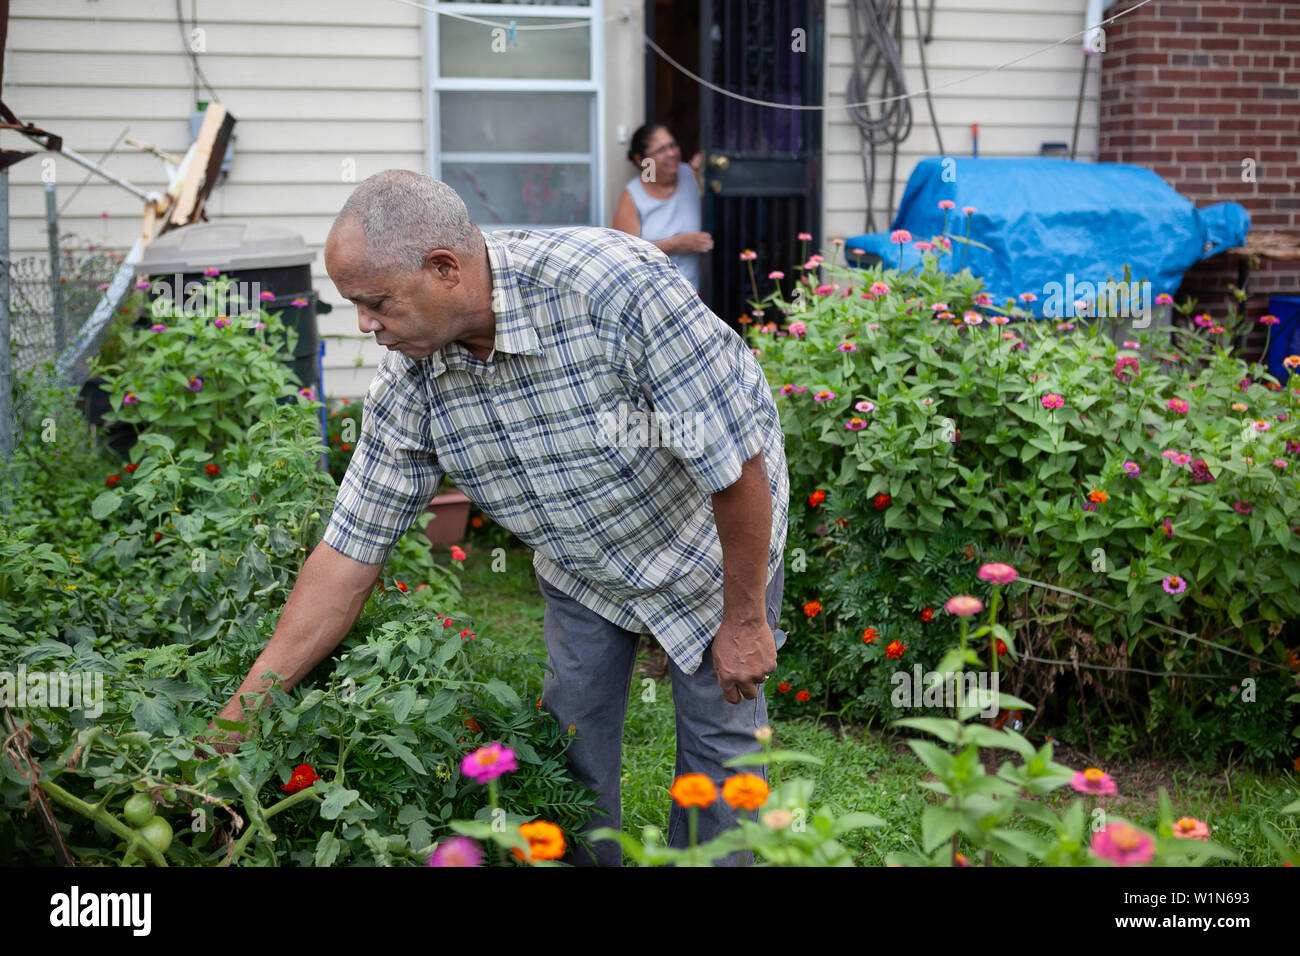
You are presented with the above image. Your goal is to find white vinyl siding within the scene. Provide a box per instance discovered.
[823,0,1101,242]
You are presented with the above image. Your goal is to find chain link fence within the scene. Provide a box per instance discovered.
[7,240,124,378]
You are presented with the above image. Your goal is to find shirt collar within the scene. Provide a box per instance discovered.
[414,230,543,380]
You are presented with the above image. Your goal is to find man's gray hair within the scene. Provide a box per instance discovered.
[333,170,481,273]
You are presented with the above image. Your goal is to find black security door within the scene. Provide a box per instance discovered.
[699,0,823,330]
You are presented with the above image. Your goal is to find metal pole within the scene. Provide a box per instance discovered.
[46,181,66,355]
[0,168,13,461]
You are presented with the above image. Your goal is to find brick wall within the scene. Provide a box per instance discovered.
[1097,0,1300,358]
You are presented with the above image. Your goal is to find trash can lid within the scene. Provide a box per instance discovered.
[136,219,316,274]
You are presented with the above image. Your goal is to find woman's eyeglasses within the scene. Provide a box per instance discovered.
[644,141,680,157]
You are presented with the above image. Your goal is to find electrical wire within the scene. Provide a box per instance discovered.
[845,0,910,233]
[175,0,222,104]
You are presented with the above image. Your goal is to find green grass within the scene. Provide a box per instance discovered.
[454,542,1300,865]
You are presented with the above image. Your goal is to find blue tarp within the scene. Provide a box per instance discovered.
[845,157,1249,317]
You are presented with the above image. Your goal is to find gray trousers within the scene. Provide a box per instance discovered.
[535,562,785,867]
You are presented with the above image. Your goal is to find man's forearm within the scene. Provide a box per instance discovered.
[215,540,381,725]
[710,452,772,625]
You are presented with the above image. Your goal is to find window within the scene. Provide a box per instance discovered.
[428,2,604,230]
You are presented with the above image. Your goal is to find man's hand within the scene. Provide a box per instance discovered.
[712,616,778,704]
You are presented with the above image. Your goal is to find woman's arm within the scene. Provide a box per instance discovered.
[614,188,683,255]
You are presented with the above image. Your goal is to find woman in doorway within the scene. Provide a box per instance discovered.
[612,123,713,291]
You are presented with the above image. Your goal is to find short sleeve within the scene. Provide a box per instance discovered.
[321,356,444,565]
[622,262,774,496]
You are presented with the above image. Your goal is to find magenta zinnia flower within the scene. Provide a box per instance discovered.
[779,384,795,396]
[788,321,807,337]
[797,232,812,241]
[1162,575,1186,594]
[813,389,836,403]
[427,836,484,867]
[1070,767,1118,795]
[259,290,276,301]
[1041,393,1065,410]
[938,199,955,210]
[1121,461,1140,476]
[460,741,518,784]
[150,324,167,333]
[1113,356,1140,383]
[214,316,231,329]
[290,297,309,308]
[1232,500,1253,515]
[1174,453,1192,466]
[854,400,875,413]
[187,377,203,392]
[1155,293,1173,305]
[1166,397,1188,413]
[1259,314,1280,326]
[768,270,785,280]
[844,418,866,431]
[978,562,1018,585]
[1162,518,1174,538]
[963,311,983,326]
[1091,822,1154,866]
[203,266,220,277]
[838,342,857,352]
[870,281,890,296]
[1189,459,1215,484]
[135,280,150,290]
[890,229,912,244]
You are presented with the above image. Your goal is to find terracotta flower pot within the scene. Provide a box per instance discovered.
[424,488,472,546]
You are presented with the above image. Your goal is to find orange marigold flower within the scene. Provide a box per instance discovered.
[777,681,791,693]
[885,640,906,659]
[471,516,484,528]
[669,773,718,808]
[721,773,770,811]
[803,600,822,618]
[281,762,320,794]
[795,689,811,702]
[808,489,826,508]
[511,820,566,862]
[1089,488,1108,504]
[862,626,879,644]
[996,638,1007,655]
[920,607,934,622]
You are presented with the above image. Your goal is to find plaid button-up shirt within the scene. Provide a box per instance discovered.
[322,226,789,675]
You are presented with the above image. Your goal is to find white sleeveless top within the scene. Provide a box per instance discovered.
[625,174,701,290]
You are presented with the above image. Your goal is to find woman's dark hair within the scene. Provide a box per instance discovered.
[627,123,666,166]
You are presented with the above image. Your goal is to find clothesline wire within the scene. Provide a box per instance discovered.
[386,0,1155,112]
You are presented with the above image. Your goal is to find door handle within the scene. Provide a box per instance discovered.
[709,179,723,193]
[709,154,730,171]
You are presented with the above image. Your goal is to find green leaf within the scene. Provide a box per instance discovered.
[390,686,417,723]
[431,634,461,670]
[905,534,927,562]
[378,735,428,775]
[921,805,965,852]
[908,740,956,780]
[314,831,341,867]
[319,783,361,820]
[893,717,962,744]
[483,678,521,710]
[91,490,123,520]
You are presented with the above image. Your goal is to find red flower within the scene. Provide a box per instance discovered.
[803,600,822,618]
[471,516,484,528]
[205,463,220,476]
[833,516,849,529]
[808,489,826,508]
[450,545,467,561]
[395,581,407,592]
[996,638,1007,655]
[885,640,906,659]
[153,532,163,543]
[341,444,351,452]
[462,715,482,733]
[795,690,811,702]
[281,763,320,794]
[920,607,934,622]
[777,681,791,693]
[124,463,139,474]
[443,618,454,627]
[862,627,879,644]
[873,493,892,510]
[105,474,121,488]
[460,629,474,639]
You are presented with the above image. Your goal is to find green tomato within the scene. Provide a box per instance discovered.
[123,794,154,829]
[138,817,173,854]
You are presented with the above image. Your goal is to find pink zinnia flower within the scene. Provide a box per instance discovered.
[253,321,267,331]
[974,293,994,306]
[844,418,866,431]
[977,562,1018,585]
[1232,501,1253,515]
[1070,767,1118,795]
[134,280,150,290]
[768,270,785,280]
[1163,518,1174,538]
[870,281,890,296]
[1041,393,1065,410]
[187,377,203,392]
[854,400,875,413]
[815,284,834,296]
[938,199,956,210]
[1114,356,1140,383]
[450,545,467,561]
[797,232,812,241]
[1161,449,1179,461]
[788,321,807,337]
[1091,822,1154,866]
[460,741,518,784]
[961,205,977,216]
[1019,292,1038,303]
[1252,419,1271,432]
[1272,459,1288,469]
[793,386,809,394]
[838,342,857,352]
[779,384,795,396]
[1171,816,1210,841]
[739,249,757,261]
[990,315,1009,325]
[1259,314,1280,326]
[298,387,316,400]
[1162,575,1186,594]
[802,258,819,271]
[214,316,231,329]
[123,392,139,405]
[913,241,934,252]
[963,311,983,326]
[203,267,220,277]
[930,302,949,312]
[291,297,309,308]
[1165,397,1188,413]
[1123,339,1139,348]
[427,836,484,867]
[943,594,984,617]
[1193,313,1213,328]
[1155,293,1173,305]
[1174,453,1192,466]
[150,324,167,333]
[890,229,912,244]
[259,290,276,301]
[1122,461,1140,476]
[813,389,836,403]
